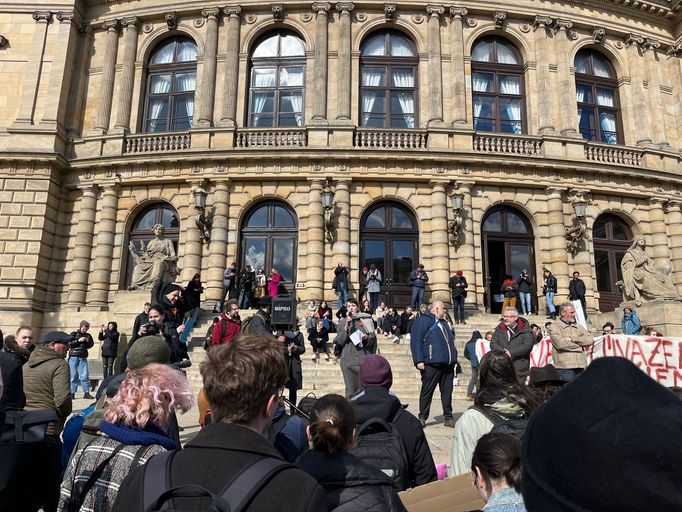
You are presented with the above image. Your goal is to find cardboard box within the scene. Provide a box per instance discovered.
[399,473,485,512]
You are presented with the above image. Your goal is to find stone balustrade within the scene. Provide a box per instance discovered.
[472,133,543,155]
[235,128,307,147]
[353,128,428,149]
[124,132,191,153]
[584,142,643,167]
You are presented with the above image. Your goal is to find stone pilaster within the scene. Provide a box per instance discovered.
[206,181,229,303]
[426,5,445,126]
[554,19,578,136]
[94,20,120,134]
[196,8,220,128]
[533,16,556,134]
[66,23,94,137]
[88,185,120,306]
[666,201,682,293]
[335,2,354,122]
[455,181,477,306]
[546,187,569,295]
[625,34,652,146]
[567,190,595,314]
[13,12,52,126]
[112,17,140,133]
[332,178,351,273]
[182,181,206,282]
[430,181,450,303]
[67,186,99,307]
[449,7,468,125]
[306,179,325,299]
[220,6,241,127]
[649,198,672,270]
[311,2,331,123]
[642,39,667,146]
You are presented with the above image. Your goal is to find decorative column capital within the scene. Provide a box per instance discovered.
[201,8,220,20]
[32,11,52,23]
[667,41,682,57]
[312,2,331,13]
[223,5,242,18]
[102,19,120,33]
[642,37,661,52]
[426,4,445,18]
[120,16,140,30]
[102,183,122,196]
[546,186,567,197]
[336,2,355,14]
[56,11,76,24]
[493,11,506,29]
[449,6,468,19]
[625,32,646,48]
[533,15,554,33]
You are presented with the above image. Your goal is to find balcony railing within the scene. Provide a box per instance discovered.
[473,133,542,155]
[584,143,643,167]
[354,129,428,149]
[124,132,191,154]
[235,128,307,147]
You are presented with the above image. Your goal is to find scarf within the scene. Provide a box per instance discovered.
[100,421,178,450]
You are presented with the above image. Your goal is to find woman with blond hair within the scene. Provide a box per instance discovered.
[57,364,193,512]
[268,268,281,297]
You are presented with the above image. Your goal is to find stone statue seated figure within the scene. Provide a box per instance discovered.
[620,237,679,304]
[128,223,179,291]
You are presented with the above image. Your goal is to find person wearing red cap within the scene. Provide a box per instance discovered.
[449,271,468,324]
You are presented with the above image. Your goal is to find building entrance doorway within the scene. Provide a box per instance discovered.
[593,213,632,312]
[482,206,536,315]
[360,202,419,309]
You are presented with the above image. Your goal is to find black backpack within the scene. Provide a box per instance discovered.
[473,405,529,442]
[141,450,292,512]
[350,409,410,491]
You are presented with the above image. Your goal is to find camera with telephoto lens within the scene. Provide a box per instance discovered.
[141,320,161,336]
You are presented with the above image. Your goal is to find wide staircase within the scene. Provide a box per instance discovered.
[184,309,523,402]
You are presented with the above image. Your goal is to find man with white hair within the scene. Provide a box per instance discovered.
[491,306,534,378]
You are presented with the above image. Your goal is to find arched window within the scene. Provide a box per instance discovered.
[575,49,622,144]
[360,30,418,129]
[248,31,306,127]
[471,37,525,134]
[143,37,197,132]
[122,203,180,289]
[593,213,632,311]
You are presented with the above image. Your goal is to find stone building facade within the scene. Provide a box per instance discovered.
[1,0,682,333]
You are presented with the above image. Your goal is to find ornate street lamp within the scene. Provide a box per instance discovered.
[448,193,466,248]
[193,184,213,244]
[322,179,335,245]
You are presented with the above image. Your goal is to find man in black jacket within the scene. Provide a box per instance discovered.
[112,335,327,512]
[449,271,468,324]
[490,307,535,378]
[568,271,587,320]
[351,355,437,490]
[68,320,95,399]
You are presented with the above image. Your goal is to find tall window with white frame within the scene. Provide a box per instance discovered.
[142,36,197,132]
[575,49,622,144]
[471,37,526,134]
[360,30,418,129]
[247,31,306,127]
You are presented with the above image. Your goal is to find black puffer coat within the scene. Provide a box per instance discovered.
[98,323,120,358]
[68,331,94,358]
[297,449,406,512]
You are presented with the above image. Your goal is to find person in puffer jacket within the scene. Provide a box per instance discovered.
[297,394,406,512]
[410,301,458,428]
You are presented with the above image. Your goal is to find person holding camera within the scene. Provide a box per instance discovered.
[449,270,468,325]
[518,269,533,316]
[68,320,95,400]
[136,305,187,364]
[333,262,350,308]
[98,322,119,380]
[410,264,429,310]
[367,264,382,310]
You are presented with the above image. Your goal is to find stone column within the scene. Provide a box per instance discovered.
[456,181,477,306]
[307,179,325,299]
[94,20,120,134]
[332,178,351,270]
[311,2,331,123]
[430,181,451,303]
[449,7,468,125]
[220,6,242,127]
[426,5,445,126]
[206,181,230,303]
[113,17,140,133]
[67,186,99,306]
[666,201,682,293]
[66,23,94,137]
[88,185,120,306]
[567,190,594,314]
[335,2,354,122]
[40,11,80,129]
[182,182,206,282]
[546,187,569,297]
[533,16,556,134]
[554,19,578,136]
[196,8,220,128]
[13,11,52,125]
[642,39,667,146]
[649,198,672,269]
[625,34,652,146]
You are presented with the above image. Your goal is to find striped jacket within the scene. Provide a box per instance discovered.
[58,436,166,512]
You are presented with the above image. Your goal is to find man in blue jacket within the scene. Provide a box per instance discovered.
[410,301,458,428]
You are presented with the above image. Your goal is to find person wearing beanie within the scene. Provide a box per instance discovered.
[155,281,188,333]
[351,355,437,490]
[523,357,682,511]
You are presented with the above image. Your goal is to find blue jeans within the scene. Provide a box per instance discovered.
[336,282,348,308]
[411,287,425,309]
[452,295,465,323]
[369,292,379,310]
[519,292,532,315]
[545,291,556,315]
[69,356,90,393]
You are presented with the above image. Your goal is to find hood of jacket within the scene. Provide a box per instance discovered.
[3,335,32,361]
[27,344,65,367]
[351,386,402,425]
[489,396,528,419]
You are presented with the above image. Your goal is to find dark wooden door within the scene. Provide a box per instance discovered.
[593,214,632,312]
